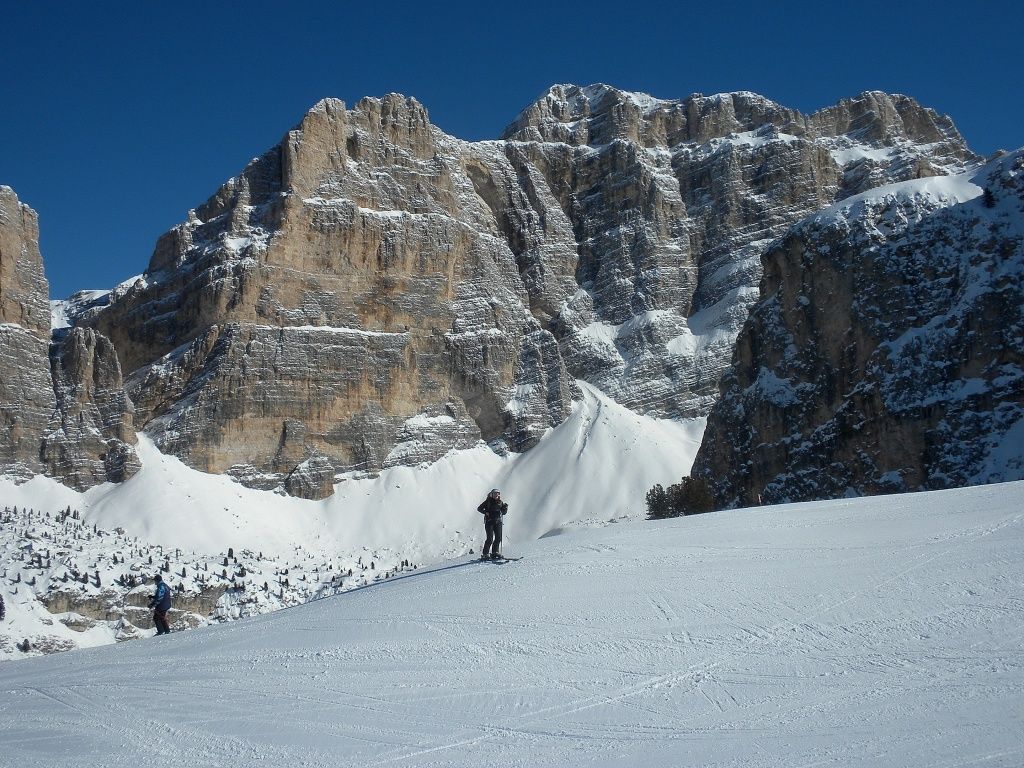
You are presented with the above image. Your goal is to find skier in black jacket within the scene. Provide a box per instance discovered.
[477,489,508,559]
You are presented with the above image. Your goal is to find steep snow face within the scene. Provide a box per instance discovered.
[0,381,704,656]
[695,151,1024,506]
[50,290,109,331]
[1,481,1021,767]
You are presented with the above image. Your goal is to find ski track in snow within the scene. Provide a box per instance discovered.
[1,483,1023,767]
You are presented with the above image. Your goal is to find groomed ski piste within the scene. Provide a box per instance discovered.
[0,480,1022,767]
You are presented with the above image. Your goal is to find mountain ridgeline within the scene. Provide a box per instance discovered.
[3,84,1019,503]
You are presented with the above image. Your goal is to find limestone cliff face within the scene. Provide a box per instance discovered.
[499,86,976,418]
[0,187,139,488]
[43,327,140,489]
[0,187,50,335]
[88,95,576,491]
[0,187,56,480]
[75,86,978,498]
[693,152,1024,506]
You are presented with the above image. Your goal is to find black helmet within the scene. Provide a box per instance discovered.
[154,574,162,582]
[489,488,501,498]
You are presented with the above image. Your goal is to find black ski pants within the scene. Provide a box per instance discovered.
[483,518,503,555]
[153,608,171,635]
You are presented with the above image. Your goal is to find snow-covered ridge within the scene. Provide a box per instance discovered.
[525,83,787,125]
[49,289,111,330]
[544,82,667,118]
[808,164,986,229]
[680,125,802,161]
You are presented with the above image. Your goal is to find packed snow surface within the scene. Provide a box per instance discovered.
[1,482,1022,767]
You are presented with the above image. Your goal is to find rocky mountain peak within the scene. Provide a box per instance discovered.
[354,92,431,130]
[502,83,667,145]
[0,188,140,488]
[3,84,996,500]
[0,186,50,336]
[809,90,970,159]
[503,85,976,168]
[84,93,578,494]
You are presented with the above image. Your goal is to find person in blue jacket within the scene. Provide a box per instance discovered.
[148,574,172,635]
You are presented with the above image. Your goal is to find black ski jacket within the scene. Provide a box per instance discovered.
[477,497,508,522]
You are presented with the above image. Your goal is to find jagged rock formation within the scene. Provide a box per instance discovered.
[0,187,51,335]
[693,152,1024,506]
[85,95,577,492]
[501,87,976,417]
[0,187,139,487]
[0,186,56,481]
[43,327,140,489]
[65,85,977,498]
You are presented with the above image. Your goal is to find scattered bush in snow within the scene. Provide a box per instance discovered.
[646,477,715,519]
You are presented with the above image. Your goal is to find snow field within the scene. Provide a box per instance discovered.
[0,381,705,656]
[0,481,1021,767]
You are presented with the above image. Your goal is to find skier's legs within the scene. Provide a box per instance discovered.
[483,519,495,556]
[154,609,170,635]
[492,520,502,556]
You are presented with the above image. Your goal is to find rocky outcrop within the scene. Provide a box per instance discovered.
[1,187,139,488]
[0,186,56,481]
[70,86,977,498]
[284,454,336,500]
[0,187,50,336]
[693,152,1024,506]
[43,327,140,489]
[41,585,225,631]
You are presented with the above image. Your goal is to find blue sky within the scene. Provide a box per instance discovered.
[2,1,1021,300]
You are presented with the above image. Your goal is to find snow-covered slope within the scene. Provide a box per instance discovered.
[0,382,704,655]
[50,290,112,331]
[1,482,1021,767]
[3,382,702,556]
